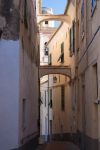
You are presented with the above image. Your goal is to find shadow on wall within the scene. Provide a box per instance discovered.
[0,0,19,40]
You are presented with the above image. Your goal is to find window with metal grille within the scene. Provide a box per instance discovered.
[45,21,48,24]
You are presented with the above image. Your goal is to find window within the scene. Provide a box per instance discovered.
[45,21,48,24]
[44,47,48,55]
[0,29,2,38]
[69,21,75,56]
[81,0,84,19]
[91,0,97,15]
[22,98,27,130]
[49,89,53,108]
[24,0,28,28]
[61,42,64,63]
[53,75,57,83]
[93,63,98,99]
[76,20,79,51]
[45,91,46,107]
[48,54,52,65]
[58,42,64,63]
[40,92,43,105]
[44,42,48,55]
[61,85,65,111]
[81,0,85,40]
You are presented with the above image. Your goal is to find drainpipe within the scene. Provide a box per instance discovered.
[48,74,50,141]
[47,45,50,142]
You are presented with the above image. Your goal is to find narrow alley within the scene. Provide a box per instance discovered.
[36,142,80,150]
[0,0,100,150]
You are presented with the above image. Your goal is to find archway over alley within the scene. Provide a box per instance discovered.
[39,73,75,145]
[37,14,71,24]
[39,65,71,79]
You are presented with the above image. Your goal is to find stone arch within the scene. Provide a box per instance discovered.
[37,14,71,24]
[39,65,71,78]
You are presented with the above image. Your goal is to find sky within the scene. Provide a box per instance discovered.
[42,0,67,14]
[42,0,67,27]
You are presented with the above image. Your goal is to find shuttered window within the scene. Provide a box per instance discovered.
[69,21,75,56]
[48,54,52,65]
[61,85,65,111]
[58,42,64,63]
[45,91,46,107]
[50,89,53,108]
[91,0,97,15]
[24,0,28,28]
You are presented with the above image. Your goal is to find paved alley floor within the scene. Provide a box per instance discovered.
[36,141,80,150]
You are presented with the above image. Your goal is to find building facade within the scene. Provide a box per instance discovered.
[39,7,56,141]
[0,0,39,149]
[75,0,100,149]
[40,7,56,66]
[47,1,77,141]
[0,0,20,149]
[0,0,20,40]
[19,0,39,149]
[47,0,100,149]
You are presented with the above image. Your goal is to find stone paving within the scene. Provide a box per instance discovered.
[36,141,80,150]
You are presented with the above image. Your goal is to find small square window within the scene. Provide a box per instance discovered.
[45,21,48,24]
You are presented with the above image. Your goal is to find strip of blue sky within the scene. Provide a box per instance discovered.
[42,0,67,14]
[42,0,67,27]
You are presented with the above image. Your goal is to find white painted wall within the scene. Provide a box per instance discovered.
[0,40,19,150]
[40,77,48,136]
[40,7,55,66]
[40,34,49,65]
